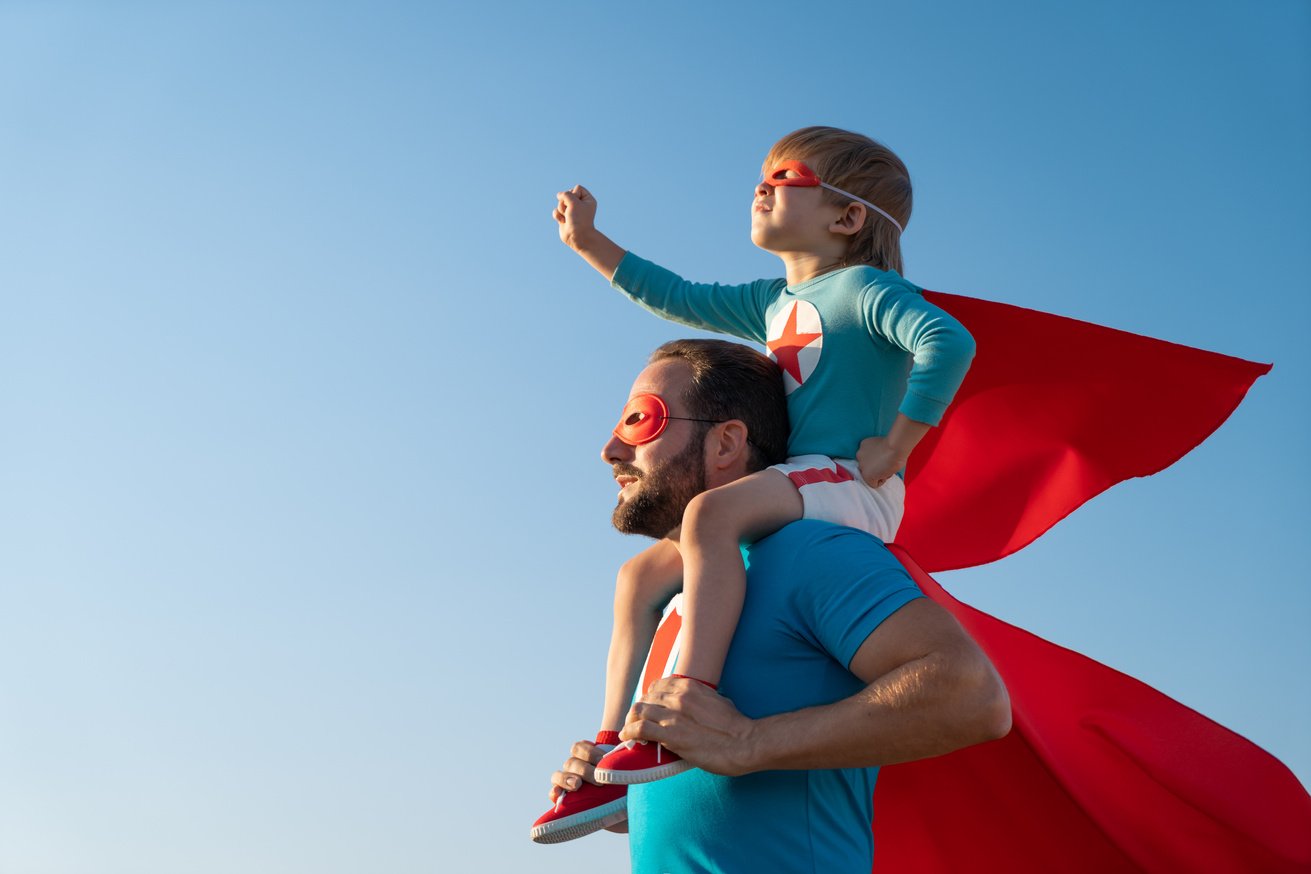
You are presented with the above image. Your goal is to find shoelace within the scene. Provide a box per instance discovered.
[556,741,626,811]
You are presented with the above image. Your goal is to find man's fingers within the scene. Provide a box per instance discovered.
[628,699,674,722]
[636,677,709,711]
[570,740,603,763]
[573,183,592,201]
[549,769,585,801]
[620,717,663,744]
[557,766,586,787]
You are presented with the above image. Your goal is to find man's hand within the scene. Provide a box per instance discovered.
[625,598,1009,777]
[620,676,756,777]
[856,435,909,488]
[552,184,627,279]
[553,184,599,251]
[547,738,605,803]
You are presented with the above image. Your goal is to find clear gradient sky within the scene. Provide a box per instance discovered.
[1,3,1307,872]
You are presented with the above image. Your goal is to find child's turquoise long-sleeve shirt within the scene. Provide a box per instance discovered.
[612,252,975,459]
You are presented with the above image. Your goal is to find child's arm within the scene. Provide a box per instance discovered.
[554,184,626,280]
[553,184,782,342]
[858,281,976,487]
[857,414,931,488]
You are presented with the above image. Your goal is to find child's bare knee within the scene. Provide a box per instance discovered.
[615,544,683,607]
[615,554,648,597]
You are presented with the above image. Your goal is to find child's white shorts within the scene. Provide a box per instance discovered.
[770,454,905,542]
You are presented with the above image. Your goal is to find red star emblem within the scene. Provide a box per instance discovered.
[767,303,822,384]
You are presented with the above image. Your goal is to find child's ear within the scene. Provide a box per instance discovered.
[829,202,867,238]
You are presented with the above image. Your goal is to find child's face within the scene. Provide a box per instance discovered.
[750,161,846,256]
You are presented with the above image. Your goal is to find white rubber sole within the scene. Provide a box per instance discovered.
[529,797,628,844]
[594,758,693,785]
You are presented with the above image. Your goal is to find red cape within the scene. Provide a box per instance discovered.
[895,292,1271,573]
[874,547,1311,873]
[873,295,1309,871]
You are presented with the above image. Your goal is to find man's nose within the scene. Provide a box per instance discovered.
[602,432,634,464]
[755,180,772,198]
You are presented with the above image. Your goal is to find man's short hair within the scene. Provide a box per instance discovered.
[650,339,790,472]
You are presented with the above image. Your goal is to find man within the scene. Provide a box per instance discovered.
[547,339,1010,872]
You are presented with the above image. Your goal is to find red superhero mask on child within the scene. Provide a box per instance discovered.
[762,159,826,188]
[761,159,905,233]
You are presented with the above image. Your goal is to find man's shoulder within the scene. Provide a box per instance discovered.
[744,521,922,666]
[749,520,903,573]
[760,518,892,544]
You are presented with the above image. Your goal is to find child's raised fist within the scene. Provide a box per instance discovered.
[554,184,599,250]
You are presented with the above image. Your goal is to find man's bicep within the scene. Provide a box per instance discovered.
[846,597,978,684]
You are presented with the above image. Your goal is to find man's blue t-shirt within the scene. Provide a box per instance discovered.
[629,520,924,874]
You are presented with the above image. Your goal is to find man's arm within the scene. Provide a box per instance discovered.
[621,598,1010,775]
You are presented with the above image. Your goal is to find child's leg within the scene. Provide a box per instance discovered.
[676,469,803,686]
[593,479,798,786]
[600,538,684,732]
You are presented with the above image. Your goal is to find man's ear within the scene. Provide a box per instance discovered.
[705,420,751,472]
[829,201,866,238]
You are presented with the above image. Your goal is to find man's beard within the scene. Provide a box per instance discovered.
[611,435,707,538]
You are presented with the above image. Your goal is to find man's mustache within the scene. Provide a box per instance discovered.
[612,463,643,480]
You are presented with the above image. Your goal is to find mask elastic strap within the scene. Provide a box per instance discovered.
[818,182,904,234]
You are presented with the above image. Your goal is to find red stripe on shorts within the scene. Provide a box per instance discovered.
[641,608,682,695]
[787,465,855,488]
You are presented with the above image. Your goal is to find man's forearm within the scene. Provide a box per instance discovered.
[739,647,1010,773]
[623,600,1011,777]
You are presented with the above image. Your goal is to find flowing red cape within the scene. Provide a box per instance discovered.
[871,295,1310,870]
[895,292,1272,573]
[874,547,1311,873]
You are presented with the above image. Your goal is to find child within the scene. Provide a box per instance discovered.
[531,127,975,844]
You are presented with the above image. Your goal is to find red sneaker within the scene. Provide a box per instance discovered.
[530,731,626,844]
[594,740,691,785]
[530,781,627,844]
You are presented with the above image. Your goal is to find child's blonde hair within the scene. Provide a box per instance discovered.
[763,126,912,274]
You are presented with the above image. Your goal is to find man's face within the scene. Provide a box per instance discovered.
[601,359,708,538]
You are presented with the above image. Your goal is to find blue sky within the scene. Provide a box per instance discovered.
[1,2,1307,871]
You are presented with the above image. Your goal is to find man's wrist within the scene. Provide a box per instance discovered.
[734,714,773,775]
